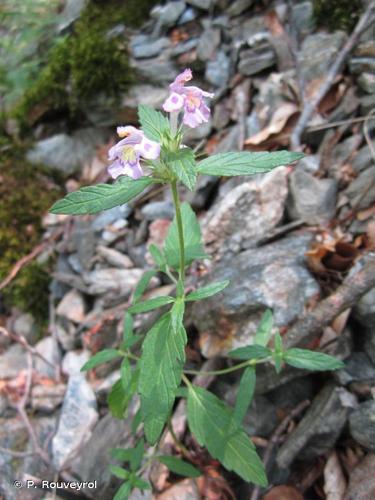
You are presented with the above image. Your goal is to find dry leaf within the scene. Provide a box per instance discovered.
[263,485,303,500]
[245,103,298,146]
[324,451,347,500]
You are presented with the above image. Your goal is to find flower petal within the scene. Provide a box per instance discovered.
[163,92,185,112]
[137,136,161,160]
[183,110,202,128]
[117,125,139,138]
[108,159,128,179]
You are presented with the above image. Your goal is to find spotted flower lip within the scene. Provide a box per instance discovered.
[108,126,160,180]
[163,68,214,129]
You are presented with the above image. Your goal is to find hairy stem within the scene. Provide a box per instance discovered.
[171,180,185,290]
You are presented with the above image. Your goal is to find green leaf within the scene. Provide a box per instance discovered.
[81,349,122,371]
[114,481,131,500]
[108,379,128,419]
[50,177,153,215]
[228,345,271,361]
[121,358,131,391]
[130,438,145,471]
[158,455,201,477]
[272,332,284,374]
[233,366,256,425]
[139,313,187,444]
[130,477,151,490]
[185,280,230,302]
[132,269,157,304]
[254,309,274,347]
[121,313,140,350]
[128,296,174,314]
[284,348,345,371]
[197,151,304,177]
[164,202,207,270]
[170,298,185,333]
[111,448,134,462]
[109,465,130,480]
[166,148,197,191]
[138,104,170,142]
[187,385,267,486]
[131,408,143,434]
[148,244,166,269]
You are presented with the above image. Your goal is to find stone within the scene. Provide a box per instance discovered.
[0,344,26,379]
[72,218,97,271]
[346,454,375,500]
[56,289,86,323]
[287,169,338,225]
[133,52,177,85]
[360,92,375,115]
[296,154,320,174]
[277,384,356,468]
[31,383,66,412]
[202,167,289,261]
[34,337,61,379]
[197,28,220,61]
[157,479,200,500]
[62,350,91,376]
[349,57,375,75]
[349,400,375,450]
[290,1,315,37]
[352,145,374,173]
[227,0,254,17]
[364,327,375,365]
[205,50,231,87]
[83,268,144,299]
[298,32,347,83]
[52,374,98,470]
[141,201,175,221]
[151,1,186,28]
[334,352,375,385]
[192,233,320,357]
[92,205,131,232]
[184,120,212,143]
[122,85,169,115]
[186,0,212,10]
[170,38,199,57]
[345,167,375,210]
[238,41,276,76]
[26,128,109,177]
[12,312,38,345]
[130,36,170,59]
[57,0,88,33]
[97,246,134,268]
[358,72,375,94]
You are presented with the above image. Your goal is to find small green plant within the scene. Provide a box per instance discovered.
[313,0,362,32]
[50,69,344,497]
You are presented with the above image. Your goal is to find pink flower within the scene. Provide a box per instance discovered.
[108,126,160,180]
[163,68,214,128]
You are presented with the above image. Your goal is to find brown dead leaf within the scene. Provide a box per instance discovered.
[357,204,375,221]
[263,485,303,500]
[324,451,347,500]
[307,237,359,273]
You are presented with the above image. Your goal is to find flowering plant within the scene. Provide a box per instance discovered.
[51,69,344,498]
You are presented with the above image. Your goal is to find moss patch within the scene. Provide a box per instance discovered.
[313,0,362,32]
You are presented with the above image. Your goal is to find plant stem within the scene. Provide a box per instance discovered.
[184,358,271,376]
[167,418,191,459]
[171,180,185,289]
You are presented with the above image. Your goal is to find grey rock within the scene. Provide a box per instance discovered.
[349,400,375,450]
[97,246,134,268]
[170,38,199,57]
[277,384,356,467]
[330,134,362,169]
[151,1,186,28]
[358,72,375,94]
[83,268,144,302]
[349,57,375,75]
[202,167,289,261]
[52,374,98,470]
[57,0,88,33]
[185,175,219,210]
[31,383,66,412]
[346,167,375,210]
[157,479,200,500]
[55,320,79,351]
[364,327,375,365]
[298,31,347,83]
[213,124,242,153]
[12,312,38,346]
[287,169,338,225]
[122,85,168,112]
[184,120,212,143]
[360,92,375,115]
[68,253,83,274]
[197,28,221,61]
[26,128,109,177]
[205,50,231,87]
[133,52,177,85]
[296,154,320,174]
[62,350,91,376]
[0,344,26,379]
[346,453,375,500]
[238,41,276,76]
[352,145,374,173]
[290,1,315,37]
[141,201,175,221]
[92,205,131,232]
[246,109,262,137]
[73,219,96,271]
[193,233,320,357]
[355,287,375,328]
[34,337,61,378]
[227,0,253,17]
[57,289,86,323]
[335,352,375,385]
[178,6,197,25]
[186,0,212,10]
[130,36,170,59]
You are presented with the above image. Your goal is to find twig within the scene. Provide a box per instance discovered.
[250,399,310,500]
[306,114,375,133]
[290,1,375,149]
[285,253,375,347]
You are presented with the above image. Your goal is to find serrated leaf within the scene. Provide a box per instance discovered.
[121,313,141,350]
[139,313,187,444]
[132,269,157,304]
[138,104,170,142]
[185,280,230,301]
[197,151,304,177]
[171,298,185,333]
[148,244,166,269]
[108,369,139,419]
[254,309,273,347]
[114,481,131,500]
[164,202,207,270]
[233,366,256,425]
[128,296,174,314]
[228,345,271,361]
[121,358,131,391]
[109,465,130,480]
[50,177,153,215]
[158,455,201,477]
[130,438,145,471]
[187,385,267,486]
[166,148,197,191]
[284,348,345,371]
[81,349,122,371]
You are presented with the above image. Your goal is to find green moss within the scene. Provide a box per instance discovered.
[313,0,362,32]
[13,0,158,123]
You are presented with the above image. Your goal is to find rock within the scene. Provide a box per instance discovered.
[238,41,276,76]
[350,400,375,451]
[192,233,319,357]
[97,246,134,268]
[170,38,199,57]
[360,92,375,115]
[141,201,175,221]
[72,219,97,271]
[26,128,109,177]
[62,350,91,376]
[202,167,289,261]
[349,57,375,75]
[185,174,219,210]
[277,384,356,468]
[205,50,231,87]
[31,383,66,412]
[57,0,88,33]
[157,479,200,500]
[287,169,338,225]
[227,0,254,17]
[57,289,86,324]
[133,52,177,85]
[352,145,374,173]
[212,124,242,153]
[295,154,320,174]
[12,312,38,345]
[122,85,168,113]
[184,120,212,143]
[345,167,375,210]
[92,205,131,232]
[130,36,170,59]
[0,344,26,379]
[363,327,375,365]
[335,352,375,385]
[298,32,347,83]
[83,268,144,300]
[151,1,186,29]
[346,453,375,500]
[34,337,61,379]
[71,411,137,499]
[357,72,375,94]
[197,28,220,61]
[52,374,98,470]
[290,1,315,37]
[186,0,212,10]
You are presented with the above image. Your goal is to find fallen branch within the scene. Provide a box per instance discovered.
[285,253,375,348]
[290,1,375,149]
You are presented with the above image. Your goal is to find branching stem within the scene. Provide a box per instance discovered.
[171,180,185,290]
